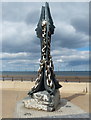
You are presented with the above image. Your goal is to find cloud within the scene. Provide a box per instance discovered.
[71,16,89,34]
[25,10,39,24]
[52,48,89,62]
[2,2,41,22]
[2,2,89,51]
[2,21,40,53]
[1,48,89,71]
[2,2,89,71]
[1,52,30,59]
[52,49,89,71]
[51,21,89,49]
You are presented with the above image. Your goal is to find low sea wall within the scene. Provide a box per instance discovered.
[0,81,90,93]
[1,75,90,82]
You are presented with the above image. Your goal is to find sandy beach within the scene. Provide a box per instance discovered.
[0,80,90,118]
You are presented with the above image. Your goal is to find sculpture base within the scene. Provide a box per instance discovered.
[23,90,60,112]
[14,98,88,118]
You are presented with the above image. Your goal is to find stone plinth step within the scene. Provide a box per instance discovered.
[14,98,89,118]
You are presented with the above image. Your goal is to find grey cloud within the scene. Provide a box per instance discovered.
[2,2,89,71]
[2,2,89,51]
[1,48,89,71]
[25,11,39,25]
[51,49,89,67]
[71,16,89,35]
[2,2,26,22]
[2,39,40,53]
[50,2,88,23]
[2,60,38,71]
[2,2,43,22]
[2,21,40,53]
[51,31,88,50]
[68,59,89,66]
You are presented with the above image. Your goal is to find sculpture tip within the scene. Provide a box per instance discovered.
[45,2,49,6]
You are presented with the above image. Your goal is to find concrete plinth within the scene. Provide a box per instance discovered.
[23,90,60,112]
[14,98,89,118]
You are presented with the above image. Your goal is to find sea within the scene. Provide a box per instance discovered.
[0,71,90,76]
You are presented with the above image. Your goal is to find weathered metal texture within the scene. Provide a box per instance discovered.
[28,2,62,96]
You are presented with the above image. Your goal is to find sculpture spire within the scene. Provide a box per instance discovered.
[28,2,62,96]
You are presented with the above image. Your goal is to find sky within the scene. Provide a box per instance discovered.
[1,2,89,71]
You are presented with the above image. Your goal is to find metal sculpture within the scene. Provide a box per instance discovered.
[28,2,62,96]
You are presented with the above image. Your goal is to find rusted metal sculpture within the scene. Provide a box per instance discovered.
[28,2,62,96]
